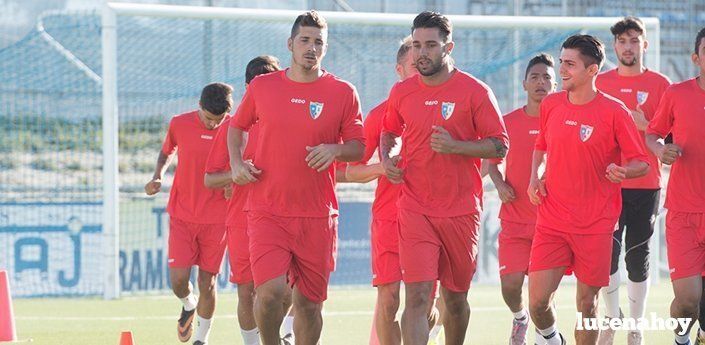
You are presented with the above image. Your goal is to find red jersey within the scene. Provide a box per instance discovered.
[162,111,227,224]
[383,70,508,217]
[230,70,364,217]
[534,91,648,233]
[647,78,705,213]
[596,68,671,189]
[204,117,260,228]
[353,100,400,221]
[497,107,540,224]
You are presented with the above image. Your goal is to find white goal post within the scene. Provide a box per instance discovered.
[101,2,661,299]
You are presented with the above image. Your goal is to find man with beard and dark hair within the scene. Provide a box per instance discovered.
[595,16,671,345]
[381,11,508,345]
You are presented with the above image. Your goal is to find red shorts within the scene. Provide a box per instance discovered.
[666,211,705,280]
[529,225,612,287]
[168,217,227,274]
[247,211,337,303]
[227,225,252,284]
[398,209,479,292]
[371,218,402,286]
[498,221,535,276]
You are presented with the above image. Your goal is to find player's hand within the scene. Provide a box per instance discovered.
[495,180,516,203]
[630,104,649,130]
[605,163,627,183]
[382,155,403,184]
[144,178,161,195]
[658,143,682,165]
[223,184,233,200]
[231,159,261,185]
[305,144,340,172]
[527,176,546,205]
[430,126,458,154]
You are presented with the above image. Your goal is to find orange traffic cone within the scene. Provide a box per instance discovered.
[0,270,17,342]
[119,331,135,345]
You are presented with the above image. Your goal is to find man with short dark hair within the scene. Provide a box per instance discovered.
[645,26,705,345]
[595,16,671,345]
[526,34,649,345]
[145,82,233,345]
[486,52,557,345]
[381,11,509,345]
[228,11,365,345]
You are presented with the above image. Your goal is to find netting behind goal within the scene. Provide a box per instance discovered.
[0,6,662,297]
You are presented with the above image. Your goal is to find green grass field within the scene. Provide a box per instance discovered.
[12,280,685,344]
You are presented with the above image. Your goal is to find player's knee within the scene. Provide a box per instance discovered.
[295,298,322,318]
[625,250,650,282]
[377,289,400,319]
[443,297,469,317]
[405,289,430,310]
[577,294,599,316]
[529,295,551,317]
[501,279,523,299]
[197,272,216,290]
[257,288,285,308]
[237,283,256,304]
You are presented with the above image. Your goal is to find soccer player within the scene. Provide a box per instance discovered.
[381,11,509,345]
[227,11,365,345]
[486,53,557,345]
[144,82,233,345]
[345,35,441,345]
[645,27,705,345]
[204,56,296,345]
[595,17,671,345]
[526,34,649,345]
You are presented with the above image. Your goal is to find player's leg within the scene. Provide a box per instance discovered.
[192,223,227,344]
[281,287,295,343]
[228,225,260,344]
[401,281,435,345]
[236,282,259,345]
[696,277,705,344]
[248,212,296,345]
[255,275,290,344]
[623,189,659,344]
[168,218,199,342]
[666,211,705,344]
[671,276,701,344]
[502,272,528,341]
[499,221,534,344]
[434,214,480,345]
[375,281,402,345]
[575,280,601,344]
[529,267,565,345]
[529,227,572,345]
[288,215,337,345]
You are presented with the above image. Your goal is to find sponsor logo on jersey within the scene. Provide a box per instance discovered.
[565,120,578,126]
[441,102,455,120]
[200,135,213,140]
[424,100,438,106]
[309,101,324,119]
[291,98,306,104]
[529,130,540,135]
[620,88,633,93]
[580,124,594,142]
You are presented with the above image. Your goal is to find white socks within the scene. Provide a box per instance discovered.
[627,277,650,319]
[513,308,529,324]
[602,272,621,318]
[194,315,212,343]
[180,292,197,312]
[240,327,260,345]
[675,331,690,344]
[538,325,562,345]
[282,315,294,336]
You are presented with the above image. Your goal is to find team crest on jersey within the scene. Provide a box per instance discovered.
[580,124,594,142]
[309,102,324,119]
[636,91,649,105]
[441,102,455,120]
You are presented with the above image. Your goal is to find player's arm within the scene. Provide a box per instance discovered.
[204,171,232,189]
[228,126,261,185]
[486,160,515,203]
[431,126,507,158]
[606,159,649,183]
[380,131,403,184]
[345,162,385,183]
[305,140,365,173]
[645,133,681,165]
[527,150,547,205]
[145,150,175,195]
